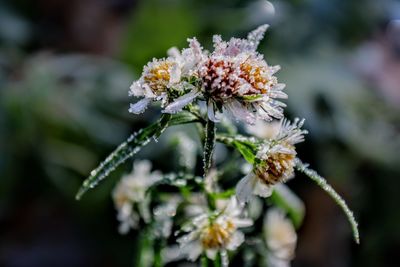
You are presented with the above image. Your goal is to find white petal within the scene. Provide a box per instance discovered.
[169,63,181,84]
[225,100,256,124]
[206,249,218,260]
[236,173,257,204]
[186,242,203,261]
[167,47,181,58]
[129,98,151,114]
[129,81,144,97]
[163,90,201,114]
[247,24,269,50]
[253,178,273,198]
[226,231,245,250]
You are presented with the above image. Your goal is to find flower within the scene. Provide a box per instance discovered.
[177,197,253,263]
[130,25,287,124]
[236,118,307,203]
[200,25,287,124]
[264,209,297,267]
[112,160,162,234]
[130,38,203,114]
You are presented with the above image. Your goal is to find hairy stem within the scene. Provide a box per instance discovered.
[203,119,216,177]
[295,158,360,244]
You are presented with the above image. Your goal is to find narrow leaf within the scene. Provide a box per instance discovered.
[75,114,171,200]
[295,158,360,244]
[216,134,257,164]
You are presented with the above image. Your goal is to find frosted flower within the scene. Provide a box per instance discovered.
[200,25,287,124]
[112,160,162,234]
[264,209,297,266]
[130,38,204,115]
[236,118,307,203]
[177,197,253,264]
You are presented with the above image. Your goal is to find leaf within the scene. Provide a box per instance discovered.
[75,112,200,200]
[295,158,360,244]
[270,184,305,229]
[231,141,256,164]
[216,134,258,164]
[169,111,201,126]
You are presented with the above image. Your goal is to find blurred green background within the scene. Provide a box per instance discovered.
[1,0,400,266]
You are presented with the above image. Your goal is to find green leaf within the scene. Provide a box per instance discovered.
[75,112,200,200]
[270,184,305,229]
[216,134,258,164]
[295,158,360,244]
[75,114,171,200]
[168,111,201,126]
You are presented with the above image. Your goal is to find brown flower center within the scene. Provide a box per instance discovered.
[255,145,296,185]
[200,220,236,249]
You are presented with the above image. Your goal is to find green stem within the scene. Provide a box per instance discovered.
[201,255,209,267]
[295,158,360,244]
[213,252,222,267]
[203,118,216,177]
[153,238,163,267]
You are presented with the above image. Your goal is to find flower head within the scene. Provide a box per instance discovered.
[236,118,307,203]
[264,209,297,266]
[200,25,287,124]
[130,25,287,125]
[177,197,253,262]
[112,160,162,234]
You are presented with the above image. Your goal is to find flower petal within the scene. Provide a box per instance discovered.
[236,172,257,203]
[129,98,151,114]
[163,90,201,114]
[253,178,273,198]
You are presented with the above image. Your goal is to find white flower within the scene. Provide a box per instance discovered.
[177,197,253,265]
[112,160,162,234]
[264,209,297,266]
[236,118,307,203]
[200,25,287,124]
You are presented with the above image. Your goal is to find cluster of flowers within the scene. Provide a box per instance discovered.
[129,25,286,124]
[114,25,307,266]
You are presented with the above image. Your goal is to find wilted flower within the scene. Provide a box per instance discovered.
[112,160,162,234]
[177,197,253,264]
[264,209,297,267]
[236,118,307,203]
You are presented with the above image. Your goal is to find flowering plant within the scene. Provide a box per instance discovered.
[76,25,359,267]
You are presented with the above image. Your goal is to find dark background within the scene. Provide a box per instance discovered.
[1,0,400,266]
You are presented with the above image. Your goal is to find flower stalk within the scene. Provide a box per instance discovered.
[203,118,216,177]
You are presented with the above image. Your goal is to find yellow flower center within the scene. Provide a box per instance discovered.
[240,62,277,94]
[144,61,172,94]
[200,220,236,249]
[255,144,296,185]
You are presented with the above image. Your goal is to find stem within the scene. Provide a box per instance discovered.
[213,252,222,267]
[295,158,360,244]
[153,239,163,267]
[203,118,216,177]
[201,255,209,267]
